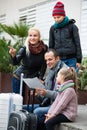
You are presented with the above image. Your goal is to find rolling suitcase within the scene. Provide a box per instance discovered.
[0,93,23,130]
[7,110,37,130]
[0,76,23,130]
[7,73,37,130]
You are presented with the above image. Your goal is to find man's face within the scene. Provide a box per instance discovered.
[45,51,59,69]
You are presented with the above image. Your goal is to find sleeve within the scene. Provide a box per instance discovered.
[45,89,58,100]
[38,45,48,80]
[38,60,47,80]
[49,26,55,48]
[72,24,82,63]
[11,46,26,65]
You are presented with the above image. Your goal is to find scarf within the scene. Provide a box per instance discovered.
[53,16,69,28]
[45,60,64,90]
[57,80,74,92]
[29,40,47,54]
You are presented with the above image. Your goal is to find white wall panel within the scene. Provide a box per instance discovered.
[80,0,87,56]
[0,0,87,56]
[35,0,57,45]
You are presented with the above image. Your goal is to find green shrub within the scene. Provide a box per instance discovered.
[78,57,87,90]
[0,38,13,73]
[0,22,30,73]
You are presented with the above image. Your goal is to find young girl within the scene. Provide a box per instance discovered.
[45,67,78,130]
[49,1,82,72]
[9,27,48,93]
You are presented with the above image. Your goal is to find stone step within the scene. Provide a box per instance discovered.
[55,105,87,130]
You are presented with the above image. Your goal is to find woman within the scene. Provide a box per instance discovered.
[9,27,48,93]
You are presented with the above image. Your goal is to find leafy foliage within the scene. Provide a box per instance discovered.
[0,22,31,73]
[0,38,13,73]
[78,57,87,90]
[82,57,87,67]
[0,22,29,42]
[79,69,87,90]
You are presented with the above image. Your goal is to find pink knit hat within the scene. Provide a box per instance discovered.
[52,1,66,16]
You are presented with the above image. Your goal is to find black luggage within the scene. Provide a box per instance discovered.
[7,110,37,130]
[7,74,37,130]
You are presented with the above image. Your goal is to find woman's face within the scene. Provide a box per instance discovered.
[28,29,40,44]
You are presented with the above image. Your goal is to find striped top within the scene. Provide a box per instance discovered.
[48,87,77,121]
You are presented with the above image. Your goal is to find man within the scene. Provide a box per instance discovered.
[34,49,68,130]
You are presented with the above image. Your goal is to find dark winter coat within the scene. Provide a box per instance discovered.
[49,20,82,63]
[11,46,48,79]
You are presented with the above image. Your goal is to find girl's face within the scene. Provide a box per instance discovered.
[56,72,64,85]
[28,30,40,44]
[53,15,65,23]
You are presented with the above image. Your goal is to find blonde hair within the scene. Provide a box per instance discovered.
[24,37,29,52]
[28,27,41,38]
[58,67,78,92]
[24,27,41,52]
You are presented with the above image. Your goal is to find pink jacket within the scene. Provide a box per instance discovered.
[48,87,77,121]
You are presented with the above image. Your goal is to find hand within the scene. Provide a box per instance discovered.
[30,90,38,96]
[8,46,16,57]
[44,114,53,123]
[39,79,45,84]
[76,63,81,69]
[36,88,46,96]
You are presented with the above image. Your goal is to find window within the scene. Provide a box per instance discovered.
[19,6,36,26]
[0,14,6,38]
[0,14,6,24]
[19,0,58,45]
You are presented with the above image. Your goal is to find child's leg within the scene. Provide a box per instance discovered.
[45,114,71,130]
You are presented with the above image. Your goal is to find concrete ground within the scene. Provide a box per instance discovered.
[55,105,87,130]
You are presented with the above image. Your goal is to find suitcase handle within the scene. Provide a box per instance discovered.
[20,109,29,114]
[27,88,36,113]
[20,73,24,95]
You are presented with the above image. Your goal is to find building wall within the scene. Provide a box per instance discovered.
[1,0,87,56]
[0,0,81,27]
[0,0,46,14]
[0,0,47,24]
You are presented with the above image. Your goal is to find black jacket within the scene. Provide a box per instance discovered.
[49,20,82,63]
[11,46,48,79]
